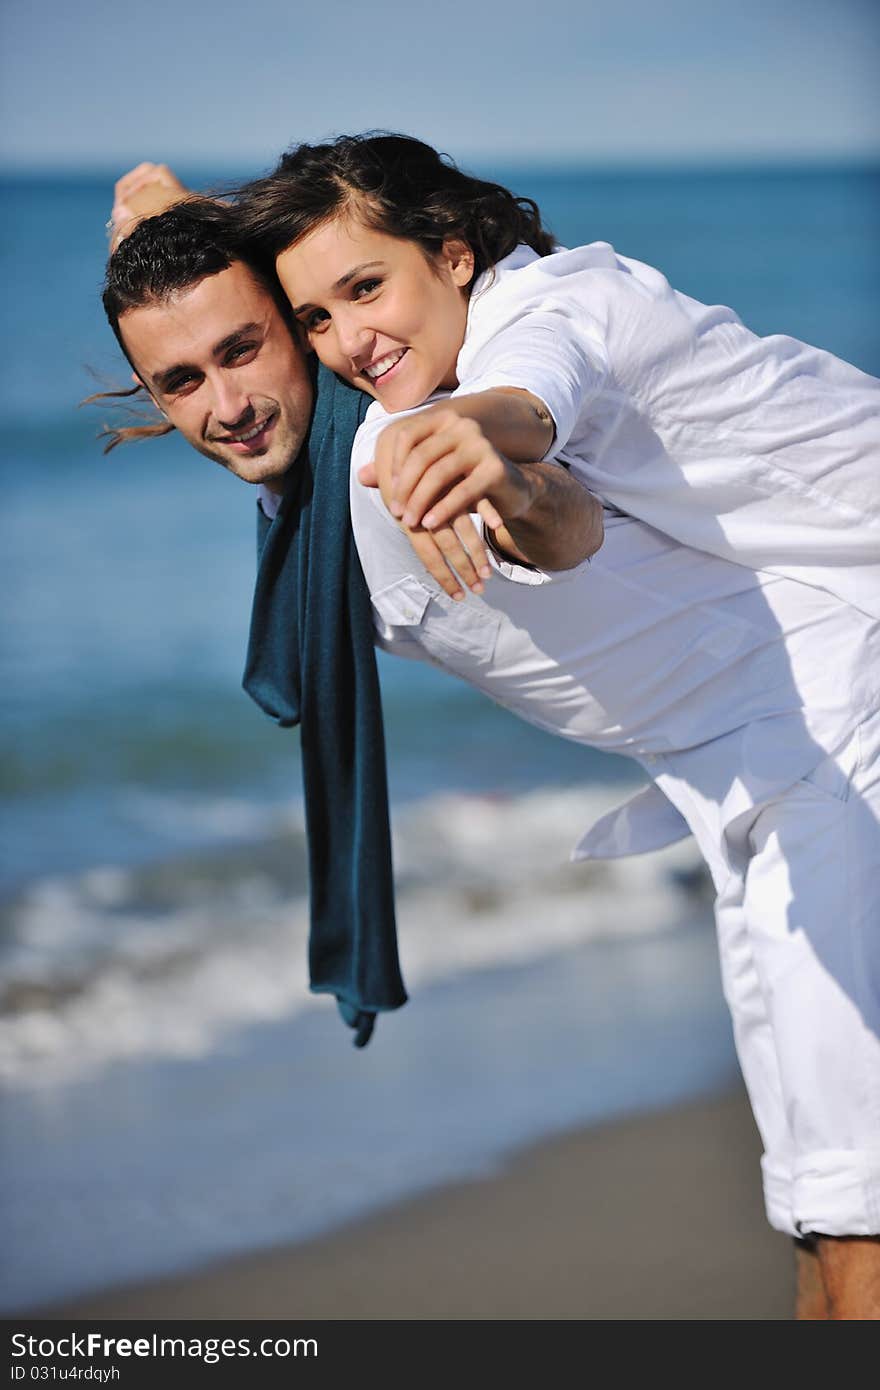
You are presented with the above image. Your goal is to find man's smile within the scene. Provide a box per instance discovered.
[212,410,279,452]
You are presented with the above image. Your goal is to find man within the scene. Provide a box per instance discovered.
[100,172,879,1318]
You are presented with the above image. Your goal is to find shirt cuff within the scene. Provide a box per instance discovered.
[483,523,554,586]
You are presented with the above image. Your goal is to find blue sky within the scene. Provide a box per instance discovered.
[1,0,878,172]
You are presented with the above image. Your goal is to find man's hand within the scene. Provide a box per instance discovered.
[398,517,492,601]
[109,163,190,250]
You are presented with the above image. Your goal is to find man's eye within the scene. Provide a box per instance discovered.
[353,278,381,299]
[227,342,258,364]
[166,373,198,394]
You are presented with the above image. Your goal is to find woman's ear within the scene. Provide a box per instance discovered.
[443,238,475,289]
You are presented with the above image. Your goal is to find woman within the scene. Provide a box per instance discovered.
[108,151,880,1316]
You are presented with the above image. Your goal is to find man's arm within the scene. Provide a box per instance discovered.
[108,163,190,249]
[487,458,603,571]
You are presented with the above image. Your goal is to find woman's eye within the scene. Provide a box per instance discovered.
[353,278,381,299]
[305,309,330,332]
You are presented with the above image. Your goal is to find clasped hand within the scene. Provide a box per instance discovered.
[359,406,532,599]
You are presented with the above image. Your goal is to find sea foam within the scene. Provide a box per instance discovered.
[0,784,707,1090]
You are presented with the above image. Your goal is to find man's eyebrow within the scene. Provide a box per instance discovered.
[212,322,262,355]
[153,323,263,391]
[292,262,386,315]
[153,361,196,392]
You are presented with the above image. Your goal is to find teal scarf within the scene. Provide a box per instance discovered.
[242,365,407,1046]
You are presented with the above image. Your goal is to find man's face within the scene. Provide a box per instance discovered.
[118,261,313,486]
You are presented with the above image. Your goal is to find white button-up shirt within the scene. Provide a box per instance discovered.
[344,414,879,877]
[451,244,880,623]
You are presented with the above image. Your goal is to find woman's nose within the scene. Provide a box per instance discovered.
[335,311,373,363]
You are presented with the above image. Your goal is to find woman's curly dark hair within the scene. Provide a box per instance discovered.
[234,132,555,285]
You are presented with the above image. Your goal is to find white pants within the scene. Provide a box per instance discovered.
[715,703,880,1237]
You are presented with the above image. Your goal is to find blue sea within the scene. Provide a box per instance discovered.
[1,163,878,1310]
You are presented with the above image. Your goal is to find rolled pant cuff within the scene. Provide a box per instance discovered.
[762,1150,880,1237]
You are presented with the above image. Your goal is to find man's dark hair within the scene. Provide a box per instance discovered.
[91,197,288,452]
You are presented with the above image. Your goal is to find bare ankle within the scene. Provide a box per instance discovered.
[795,1236,829,1320]
[815,1235,880,1320]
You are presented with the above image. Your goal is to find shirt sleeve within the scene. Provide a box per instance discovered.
[454,266,609,457]
[350,415,404,530]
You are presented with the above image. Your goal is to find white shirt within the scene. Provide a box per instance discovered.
[437,243,880,623]
[346,414,879,875]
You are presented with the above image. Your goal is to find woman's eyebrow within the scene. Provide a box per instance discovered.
[334,260,385,290]
[292,262,387,315]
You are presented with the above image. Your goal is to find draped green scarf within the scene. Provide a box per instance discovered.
[242,364,407,1046]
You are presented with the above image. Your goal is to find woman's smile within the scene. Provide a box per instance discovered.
[362,346,409,382]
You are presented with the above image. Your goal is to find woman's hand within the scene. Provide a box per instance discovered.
[362,406,538,533]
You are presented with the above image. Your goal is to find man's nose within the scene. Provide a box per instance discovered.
[211,375,251,429]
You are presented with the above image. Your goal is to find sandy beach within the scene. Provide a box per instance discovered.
[33,1087,794,1321]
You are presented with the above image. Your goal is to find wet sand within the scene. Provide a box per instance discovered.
[34,1087,794,1320]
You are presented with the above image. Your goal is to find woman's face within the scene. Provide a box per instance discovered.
[275,216,474,412]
